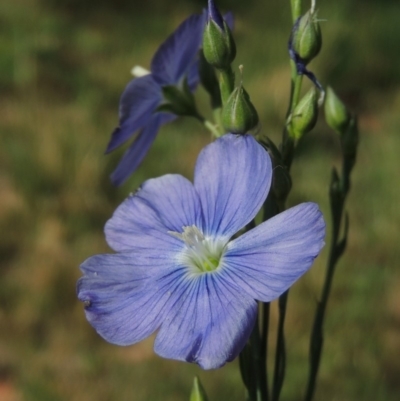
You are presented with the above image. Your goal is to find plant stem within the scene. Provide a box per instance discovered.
[203,119,223,137]
[218,67,235,105]
[250,315,268,401]
[271,291,289,401]
[304,121,358,400]
[290,0,302,23]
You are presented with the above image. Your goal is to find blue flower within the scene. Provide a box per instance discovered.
[78,134,325,369]
[106,13,206,186]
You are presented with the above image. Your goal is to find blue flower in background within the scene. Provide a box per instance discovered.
[78,134,325,369]
[106,13,206,186]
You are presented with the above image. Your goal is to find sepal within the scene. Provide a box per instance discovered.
[289,87,319,139]
[157,79,199,117]
[222,83,259,134]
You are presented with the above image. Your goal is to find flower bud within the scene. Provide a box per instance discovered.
[289,87,318,139]
[222,83,259,134]
[291,10,322,65]
[203,0,236,69]
[190,377,209,401]
[324,86,351,133]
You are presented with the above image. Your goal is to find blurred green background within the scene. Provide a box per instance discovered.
[1,0,399,400]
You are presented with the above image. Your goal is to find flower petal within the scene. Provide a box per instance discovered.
[77,252,184,346]
[224,12,234,30]
[221,203,325,302]
[106,75,162,153]
[106,173,201,252]
[154,273,257,369]
[151,13,206,86]
[194,134,272,239]
[110,113,174,186]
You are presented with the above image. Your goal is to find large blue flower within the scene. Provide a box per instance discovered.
[78,134,325,369]
[106,13,206,185]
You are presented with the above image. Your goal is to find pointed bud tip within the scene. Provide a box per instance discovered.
[324,86,351,133]
[207,0,224,30]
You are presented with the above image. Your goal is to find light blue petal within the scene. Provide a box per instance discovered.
[151,13,206,86]
[221,203,325,302]
[106,174,201,252]
[194,134,272,239]
[154,273,257,369]
[77,252,184,346]
[106,75,162,153]
[110,113,174,186]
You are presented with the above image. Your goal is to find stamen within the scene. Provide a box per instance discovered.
[169,225,226,273]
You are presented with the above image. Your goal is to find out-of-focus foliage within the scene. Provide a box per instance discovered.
[0,0,399,400]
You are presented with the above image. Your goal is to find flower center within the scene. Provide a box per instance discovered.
[169,225,226,273]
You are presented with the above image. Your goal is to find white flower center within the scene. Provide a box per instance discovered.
[169,225,226,273]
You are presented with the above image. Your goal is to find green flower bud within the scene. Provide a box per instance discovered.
[190,377,209,401]
[324,86,351,133]
[289,87,318,139]
[222,83,259,134]
[203,19,236,70]
[291,10,322,65]
[157,79,198,117]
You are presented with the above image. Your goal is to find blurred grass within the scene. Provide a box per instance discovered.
[0,0,399,400]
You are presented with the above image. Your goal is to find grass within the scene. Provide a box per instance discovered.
[0,0,399,400]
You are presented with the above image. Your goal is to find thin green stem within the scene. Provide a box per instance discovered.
[249,314,268,401]
[218,67,235,105]
[192,111,223,138]
[271,7,305,399]
[272,291,288,401]
[290,0,302,23]
[303,200,344,401]
[212,107,223,133]
[203,119,223,137]
[304,123,357,400]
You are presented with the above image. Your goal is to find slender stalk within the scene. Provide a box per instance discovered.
[304,121,358,400]
[203,119,223,137]
[271,14,304,399]
[290,0,302,23]
[271,291,288,401]
[212,107,223,133]
[242,3,304,400]
[250,315,268,401]
[303,187,345,401]
[193,112,223,138]
[218,67,235,105]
